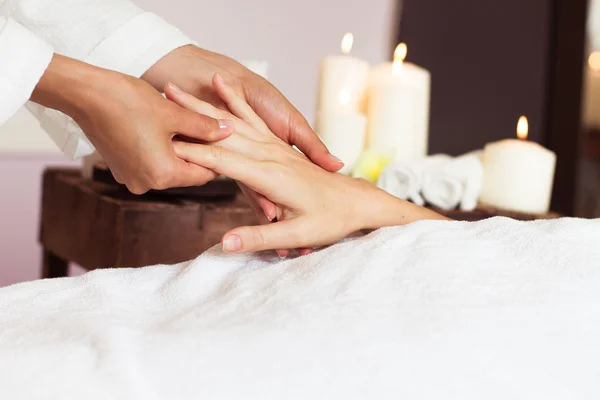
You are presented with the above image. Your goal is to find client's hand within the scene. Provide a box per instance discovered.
[166,75,447,254]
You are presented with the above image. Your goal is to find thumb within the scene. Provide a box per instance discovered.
[175,107,234,142]
[221,219,310,253]
[166,82,234,142]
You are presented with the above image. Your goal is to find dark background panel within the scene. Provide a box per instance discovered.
[397,0,553,155]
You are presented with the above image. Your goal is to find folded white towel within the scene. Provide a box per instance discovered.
[421,152,484,211]
[1,218,600,399]
[421,154,463,210]
[377,161,425,205]
[446,151,484,211]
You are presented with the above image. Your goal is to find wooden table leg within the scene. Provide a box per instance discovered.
[42,250,69,279]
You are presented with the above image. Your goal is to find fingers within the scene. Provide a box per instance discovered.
[296,248,314,256]
[165,83,234,142]
[173,141,272,194]
[170,159,218,188]
[288,117,344,173]
[239,78,344,172]
[238,184,290,259]
[212,74,271,135]
[243,186,278,222]
[165,82,222,118]
[221,218,311,253]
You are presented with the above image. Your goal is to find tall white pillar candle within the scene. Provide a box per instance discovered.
[317,33,370,114]
[367,43,431,161]
[480,117,557,214]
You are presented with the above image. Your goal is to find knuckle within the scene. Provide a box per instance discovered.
[146,165,174,190]
[208,145,224,163]
[197,116,220,137]
[249,227,266,248]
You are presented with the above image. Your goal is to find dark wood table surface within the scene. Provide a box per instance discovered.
[39,168,257,279]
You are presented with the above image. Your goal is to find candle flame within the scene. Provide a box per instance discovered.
[341,33,354,55]
[392,43,407,73]
[517,116,529,140]
[589,51,600,72]
[394,43,408,64]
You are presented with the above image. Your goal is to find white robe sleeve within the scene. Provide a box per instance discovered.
[0,17,53,128]
[1,1,195,158]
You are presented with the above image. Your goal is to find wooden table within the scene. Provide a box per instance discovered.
[39,169,257,279]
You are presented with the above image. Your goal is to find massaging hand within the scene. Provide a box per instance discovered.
[142,45,344,172]
[165,75,446,254]
[31,55,232,194]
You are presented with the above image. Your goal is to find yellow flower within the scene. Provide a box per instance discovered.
[351,149,393,182]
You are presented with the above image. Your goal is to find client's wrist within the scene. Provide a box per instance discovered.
[355,185,448,231]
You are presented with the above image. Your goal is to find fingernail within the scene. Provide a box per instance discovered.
[276,250,288,259]
[215,73,225,86]
[168,82,183,94]
[265,207,276,222]
[329,154,344,165]
[218,119,234,134]
[222,235,242,252]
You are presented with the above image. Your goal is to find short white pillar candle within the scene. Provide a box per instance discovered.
[480,117,557,214]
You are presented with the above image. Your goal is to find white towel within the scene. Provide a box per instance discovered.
[2,217,600,399]
[376,160,425,205]
[420,154,463,210]
[421,152,484,211]
[447,151,484,211]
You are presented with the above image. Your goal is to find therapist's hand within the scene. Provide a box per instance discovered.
[31,54,233,194]
[142,45,344,172]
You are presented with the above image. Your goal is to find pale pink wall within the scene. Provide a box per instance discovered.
[0,155,80,287]
[139,0,399,124]
[0,0,397,286]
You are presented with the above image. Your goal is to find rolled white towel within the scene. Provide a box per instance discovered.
[445,151,484,211]
[420,155,463,210]
[377,161,425,205]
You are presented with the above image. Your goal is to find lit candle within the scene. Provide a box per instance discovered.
[366,43,431,161]
[316,33,370,114]
[584,52,600,129]
[315,33,369,174]
[316,112,367,175]
[480,117,557,214]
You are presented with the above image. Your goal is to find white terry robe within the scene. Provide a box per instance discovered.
[0,0,194,158]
